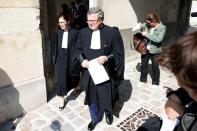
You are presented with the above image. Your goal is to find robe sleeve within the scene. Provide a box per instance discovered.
[111,27,125,85]
[75,31,85,64]
[69,29,79,63]
[69,30,81,77]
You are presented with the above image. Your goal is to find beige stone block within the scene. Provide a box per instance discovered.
[102,0,162,29]
[0,8,40,34]
[0,31,44,87]
[0,0,39,8]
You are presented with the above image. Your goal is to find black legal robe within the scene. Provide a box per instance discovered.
[52,28,80,96]
[75,25,125,113]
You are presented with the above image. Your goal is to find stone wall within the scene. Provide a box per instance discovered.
[0,0,46,124]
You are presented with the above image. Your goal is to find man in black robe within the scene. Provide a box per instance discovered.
[75,7,125,130]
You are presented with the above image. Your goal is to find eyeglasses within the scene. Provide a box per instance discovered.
[59,22,66,24]
[87,19,99,24]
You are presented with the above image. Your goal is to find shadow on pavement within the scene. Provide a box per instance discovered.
[136,62,154,79]
[113,79,132,118]
[66,88,84,101]
[0,68,25,130]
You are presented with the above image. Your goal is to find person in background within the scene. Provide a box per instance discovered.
[157,31,197,131]
[59,3,70,15]
[74,0,88,29]
[75,7,125,130]
[137,31,197,131]
[139,13,166,86]
[52,13,79,111]
[70,2,78,27]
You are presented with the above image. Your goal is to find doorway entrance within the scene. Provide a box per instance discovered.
[40,0,89,100]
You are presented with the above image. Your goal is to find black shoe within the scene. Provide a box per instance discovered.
[88,121,97,130]
[59,100,67,111]
[106,114,113,125]
[59,104,65,111]
[140,78,147,83]
[152,81,159,85]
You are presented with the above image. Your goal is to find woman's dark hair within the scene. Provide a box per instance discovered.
[58,12,72,26]
[146,13,160,23]
[58,3,73,23]
[156,31,197,91]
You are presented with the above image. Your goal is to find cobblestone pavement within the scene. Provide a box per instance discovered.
[0,51,179,131]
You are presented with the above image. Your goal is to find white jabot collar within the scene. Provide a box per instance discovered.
[90,30,101,49]
[62,31,68,48]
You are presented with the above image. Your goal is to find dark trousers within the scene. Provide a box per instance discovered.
[89,102,111,123]
[140,53,160,85]
[89,103,100,123]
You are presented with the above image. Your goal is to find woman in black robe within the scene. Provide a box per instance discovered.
[53,13,79,111]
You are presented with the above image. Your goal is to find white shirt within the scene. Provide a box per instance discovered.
[61,31,68,49]
[90,30,101,49]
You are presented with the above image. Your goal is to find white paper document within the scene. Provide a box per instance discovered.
[88,59,110,85]
[160,113,179,131]
[132,22,141,34]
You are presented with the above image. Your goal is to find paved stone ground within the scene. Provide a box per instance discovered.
[0,51,179,131]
